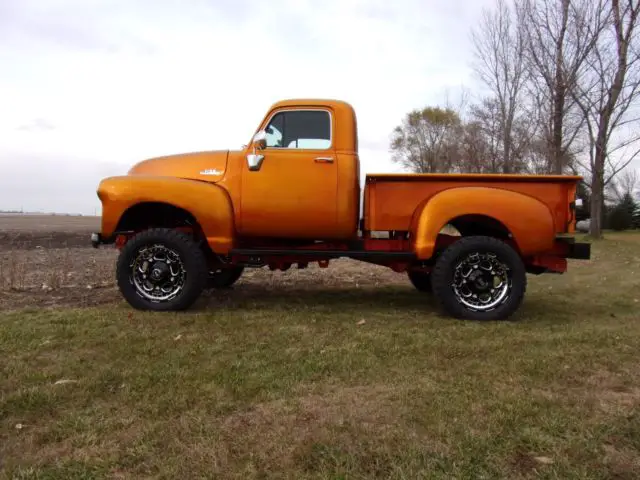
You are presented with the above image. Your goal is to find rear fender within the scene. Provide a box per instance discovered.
[98,175,235,253]
[411,187,555,259]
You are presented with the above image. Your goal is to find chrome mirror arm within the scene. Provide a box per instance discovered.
[246,130,267,171]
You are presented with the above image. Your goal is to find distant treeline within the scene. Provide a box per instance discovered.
[0,210,90,216]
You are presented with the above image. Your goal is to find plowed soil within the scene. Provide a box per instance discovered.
[0,214,100,250]
[0,214,407,310]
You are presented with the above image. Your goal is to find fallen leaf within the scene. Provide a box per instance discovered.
[357,319,366,326]
[15,423,24,430]
[174,334,182,341]
[534,456,554,465]
[54,379,78,385]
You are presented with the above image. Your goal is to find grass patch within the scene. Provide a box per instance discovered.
[1,232,640,478]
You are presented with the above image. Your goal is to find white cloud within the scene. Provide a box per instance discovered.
[1,0,498,213]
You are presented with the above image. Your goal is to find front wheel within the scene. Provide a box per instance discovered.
[430,236,526,321]
[116,228,208,311]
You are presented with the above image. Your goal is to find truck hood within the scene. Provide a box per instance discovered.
[128,150,229,182]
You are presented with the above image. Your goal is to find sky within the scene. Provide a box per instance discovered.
[1,0,500,214]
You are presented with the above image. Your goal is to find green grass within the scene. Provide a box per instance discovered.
[2,232,640,479]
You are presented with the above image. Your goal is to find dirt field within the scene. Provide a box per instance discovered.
[0,214,100,250]
[0,214,100,232]
[0,215,408,310]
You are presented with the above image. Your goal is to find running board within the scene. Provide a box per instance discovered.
[229,248,415,260]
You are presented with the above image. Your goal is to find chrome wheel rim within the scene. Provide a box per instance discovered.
[452,252,511,311]
[130,244,186,302]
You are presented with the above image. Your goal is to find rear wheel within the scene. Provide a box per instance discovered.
[430,236,526,321]
[116,228,208,311]
[207,266,244,289]
[407,270,432,293]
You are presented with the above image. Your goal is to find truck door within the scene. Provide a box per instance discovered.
[239,108,338,239]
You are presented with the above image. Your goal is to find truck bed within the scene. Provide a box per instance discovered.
[363,173,581,234]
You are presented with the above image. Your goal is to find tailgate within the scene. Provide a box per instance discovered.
[363,173,582,234]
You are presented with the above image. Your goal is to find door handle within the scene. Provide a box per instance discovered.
[314,157,334,163]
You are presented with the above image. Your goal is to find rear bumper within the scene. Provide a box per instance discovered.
[526,237,591,274]
[555,236,591,260]
[565,241,591,259]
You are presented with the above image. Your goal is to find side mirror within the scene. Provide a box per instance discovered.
[247,130,267,171]
[252,130,267,150]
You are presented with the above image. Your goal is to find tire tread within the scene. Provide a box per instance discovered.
[116,228,208,311]
[430,235,527,321]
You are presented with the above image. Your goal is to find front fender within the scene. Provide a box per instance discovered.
[411,187,555,259]
[98,175,235,254]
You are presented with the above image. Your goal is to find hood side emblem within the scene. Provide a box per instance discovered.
[200,168,223,176]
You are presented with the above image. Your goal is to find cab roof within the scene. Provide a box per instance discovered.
[270,98,355,110]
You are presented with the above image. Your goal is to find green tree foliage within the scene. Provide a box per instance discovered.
[608,193,638,230]
[390,107,462,174]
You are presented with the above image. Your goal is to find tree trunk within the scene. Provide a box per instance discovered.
[589,131,608,238]
[552,0,570,174]
[503,117,513,173]
[589,175,604,238]
[552,93,565,173]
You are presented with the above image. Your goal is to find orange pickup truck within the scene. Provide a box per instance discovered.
[92,99,590,320]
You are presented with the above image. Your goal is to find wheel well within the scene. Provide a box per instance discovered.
[446,215,512,240]
[116,202,199,232]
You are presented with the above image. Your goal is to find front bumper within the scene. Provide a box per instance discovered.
[90,232,116,248]
[90,232,101,248]
[90,232,127,248]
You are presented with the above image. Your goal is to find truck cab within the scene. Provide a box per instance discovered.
[236,99,360,239]
[93,98,590,321]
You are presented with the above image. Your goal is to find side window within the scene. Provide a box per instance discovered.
[264,110,331,150]
[265,113,284,148]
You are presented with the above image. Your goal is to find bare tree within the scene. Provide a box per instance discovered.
[465,99,502,172]
[471,0,528,173]
[570,0,640,238]
[459,120,490,173]
[518,0,603,173]
[607,167,640,201]
[463,97,537,173]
